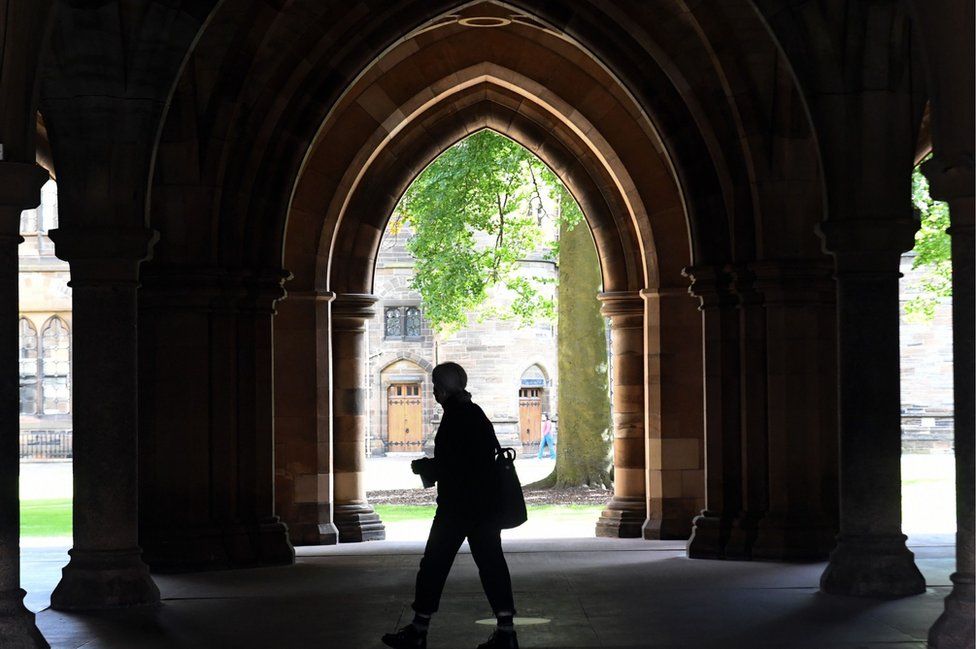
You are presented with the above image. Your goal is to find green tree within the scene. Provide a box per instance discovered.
[394,129,612,487]
[905,164,952,320]
[394,130,560,333]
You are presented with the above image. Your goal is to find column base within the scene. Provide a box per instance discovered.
[687,510,730,559]
[50,548,160,611]
[254,517,296,565]
[929,572,975,649]
[642,498,696,540]
[750,512,835,561]
[724,511,763,559]
[289,522,340,546]
[0,589,48,648]
[820,534,926,597]
[142,524,246,572]
[642,513,693,540]
[335,504,386,543]
[595,497,645,538]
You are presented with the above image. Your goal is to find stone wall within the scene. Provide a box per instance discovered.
[899,251,954,453]
[366,227,558,455]
[19,179,73,441]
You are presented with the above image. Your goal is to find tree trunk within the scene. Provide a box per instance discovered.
[553,213,612,487]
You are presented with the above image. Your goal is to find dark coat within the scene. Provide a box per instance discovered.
[417,391,499,519]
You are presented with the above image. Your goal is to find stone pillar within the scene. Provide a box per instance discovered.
[595,292,646,538]
[724,266,767,558]
[923,156,975,647]
[47,226,161,610]
[0,162,50,647]
[275,289,339,546]
[238,272,295,564]
[642,287,704,540]
[685,267,742,558]
[749,261,837,561]
[332,293,385,542]
[818,219,925,597]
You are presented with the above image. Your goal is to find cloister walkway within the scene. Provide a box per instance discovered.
[23,536,951,648]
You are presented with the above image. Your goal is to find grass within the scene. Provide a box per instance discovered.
[373,504,603,524]
[19,500,603,538]
[20,498,72,537]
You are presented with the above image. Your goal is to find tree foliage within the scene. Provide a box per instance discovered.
[905,163,952,320]
[393,130,577,333]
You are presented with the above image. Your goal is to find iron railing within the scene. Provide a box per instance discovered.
[19,430,72,460]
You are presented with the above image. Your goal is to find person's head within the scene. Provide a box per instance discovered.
[432,362,467,404]
[542,413,549,421]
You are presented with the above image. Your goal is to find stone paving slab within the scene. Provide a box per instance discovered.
[27,537,949,649]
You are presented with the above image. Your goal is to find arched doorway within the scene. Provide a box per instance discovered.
[518,364,550,453]
[379,359,429,455]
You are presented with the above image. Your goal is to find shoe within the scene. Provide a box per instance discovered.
[381,624,427,649]
[476,629,519,649]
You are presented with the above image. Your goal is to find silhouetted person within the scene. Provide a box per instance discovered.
[382,362,518,649]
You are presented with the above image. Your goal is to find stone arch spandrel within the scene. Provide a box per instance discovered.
[280,38,694,294]
[322,99,645,295]
[150,0,761,277]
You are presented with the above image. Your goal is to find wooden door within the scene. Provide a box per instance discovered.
[387,383,423,451]
[518,387,542,446]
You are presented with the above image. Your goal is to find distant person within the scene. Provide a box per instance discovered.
[537,413,556,460]
[382,362,518,649]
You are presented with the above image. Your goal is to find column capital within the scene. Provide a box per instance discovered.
[332,292,379,320]
[48,226,159,287]
[597,290,643,316]
[816,218,918,274]
[285,288,336,303]
[0,162,50,237]
[0,162,49,207]
[139,265,290,313]
[921,154,975,205]
[240,269,291,314]
[683,265,735,309]
[748,260,835,306]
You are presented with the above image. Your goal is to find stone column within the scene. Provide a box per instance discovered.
[332,293,385,542]
[275,289,340,546]
[818,219,925,597]
[595,292,646,538]
[0,162,50,647]
[749,261,837,561]
[642,287,704,540]
[685,267,742,558]
[238,272,295,564]
[47,226,161,610]
[923,156,975,648]
[724,265,767,558]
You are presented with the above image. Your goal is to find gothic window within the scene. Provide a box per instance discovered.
[385,307,403,338]
[19,319,38,415]
[41,317,70,415]
[384,305,423,339]
[405,307,422,337]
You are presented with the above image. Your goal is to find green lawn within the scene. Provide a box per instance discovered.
[373,504,603,524]
[20,498,72,537]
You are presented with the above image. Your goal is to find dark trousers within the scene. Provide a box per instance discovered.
[412,513,515,616]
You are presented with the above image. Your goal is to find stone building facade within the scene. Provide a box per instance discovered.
[365,225,558,456]
[17,179,72,460]
[899,252,954,452]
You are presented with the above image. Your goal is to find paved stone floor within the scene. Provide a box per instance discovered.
[24,535,952,648]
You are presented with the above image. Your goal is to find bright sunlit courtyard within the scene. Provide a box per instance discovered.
[20,453,956,545]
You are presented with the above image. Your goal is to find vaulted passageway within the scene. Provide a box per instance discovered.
[0,1,971,647]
